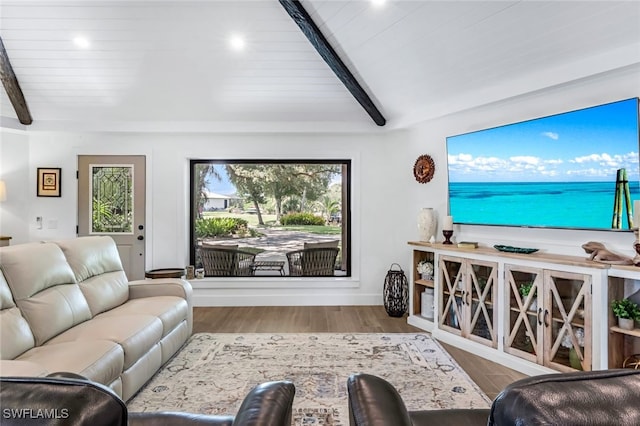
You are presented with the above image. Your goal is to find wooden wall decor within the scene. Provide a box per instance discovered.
[414,155,435,183]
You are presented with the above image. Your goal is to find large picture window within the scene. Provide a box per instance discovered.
[189,160,351,278]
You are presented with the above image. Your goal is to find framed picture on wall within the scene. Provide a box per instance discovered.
[37,167,61,197]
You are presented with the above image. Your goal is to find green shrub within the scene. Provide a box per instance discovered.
[281,212,325,226]
[195,217,248,238]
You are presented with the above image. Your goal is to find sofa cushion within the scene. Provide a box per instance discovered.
[78,271,129,316]
[99,296,188,337]
[18,340,124,386]
[0,360,49,377]
[47,314,163,370]
[0,242,92,346]
[0,272,36,359]
[56,236,129,316]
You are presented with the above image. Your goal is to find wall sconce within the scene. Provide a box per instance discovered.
[0,180,6,202]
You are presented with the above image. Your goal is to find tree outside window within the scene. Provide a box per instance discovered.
[190,160,350,277]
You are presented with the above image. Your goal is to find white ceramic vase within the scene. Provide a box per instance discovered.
[417,208,437,242]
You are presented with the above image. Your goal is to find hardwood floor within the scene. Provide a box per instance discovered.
[193,305,527,400]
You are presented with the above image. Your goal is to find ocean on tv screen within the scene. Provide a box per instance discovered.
[449,181,639,230]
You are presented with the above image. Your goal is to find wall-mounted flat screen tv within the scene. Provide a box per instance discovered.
[446,98,640,231]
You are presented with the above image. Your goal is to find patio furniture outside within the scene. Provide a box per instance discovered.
[252,260,286,276]
[200,246,257,276]
[286,247,339,277]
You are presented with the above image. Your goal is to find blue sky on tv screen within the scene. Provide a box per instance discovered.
[447,98,640,183]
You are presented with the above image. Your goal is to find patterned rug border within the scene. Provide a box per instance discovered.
[129,332,491,424]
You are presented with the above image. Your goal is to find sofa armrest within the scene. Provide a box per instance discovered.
[347,373,413,426]
[128,278,193,304]
[0,360,49,377]
[346,373,489,426]
[232,380,296,426]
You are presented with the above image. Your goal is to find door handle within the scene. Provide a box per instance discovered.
[137,235,144,241]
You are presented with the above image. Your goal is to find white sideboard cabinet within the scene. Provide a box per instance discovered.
[407,241,633,376]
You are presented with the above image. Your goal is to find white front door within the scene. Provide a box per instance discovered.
[77,155,146,280]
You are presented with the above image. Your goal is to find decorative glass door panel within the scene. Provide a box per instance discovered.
[78,155,146,280]
[90,166,134,234]
[505,264,592,371]
[439,256,498,347]
[505,266,543,363]
[544,270,591,371]
[467,260,498,345]
[439,256,464,334]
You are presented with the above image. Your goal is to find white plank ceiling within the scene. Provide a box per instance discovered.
[0,0,639,132]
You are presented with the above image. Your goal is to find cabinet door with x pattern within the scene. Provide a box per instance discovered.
[438,255,498,348]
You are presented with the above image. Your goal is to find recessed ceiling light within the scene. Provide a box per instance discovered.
[73,36,90,49]
[229,34,246,51]
[371,0,386,8]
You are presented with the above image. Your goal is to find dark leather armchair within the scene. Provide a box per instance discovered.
[488,368,640,425]
[0,374,295,426]
[347,369,640,426]
[346,373,489,426]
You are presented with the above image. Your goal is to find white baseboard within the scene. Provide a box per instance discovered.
[193,292,382,307]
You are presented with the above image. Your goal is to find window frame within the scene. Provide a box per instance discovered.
[189,159,352,277]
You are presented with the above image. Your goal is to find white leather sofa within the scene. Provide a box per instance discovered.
[0,236,192,401]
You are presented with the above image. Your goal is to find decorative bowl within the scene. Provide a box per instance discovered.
[493,245,539,254]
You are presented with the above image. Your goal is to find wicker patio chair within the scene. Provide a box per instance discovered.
[200,246,256,276]
[286,247,339,277]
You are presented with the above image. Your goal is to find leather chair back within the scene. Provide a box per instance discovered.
[347,373,413,426]
[488,368,640,426]
[1,374,296,426]
[0,376,126,426]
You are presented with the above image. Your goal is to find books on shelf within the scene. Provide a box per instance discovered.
[457,241,479,249]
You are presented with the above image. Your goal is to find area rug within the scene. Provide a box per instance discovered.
[128,333,490,425]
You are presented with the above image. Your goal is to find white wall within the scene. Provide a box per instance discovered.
[2,64,639,306]
[0,130,409,306]
[0,129,30,243]
[402,64,640,258]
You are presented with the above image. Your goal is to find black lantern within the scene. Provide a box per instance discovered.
[383,263,408,317]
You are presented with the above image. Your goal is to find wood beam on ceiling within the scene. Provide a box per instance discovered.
[279,0,386,126]
[0,36,32,125]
